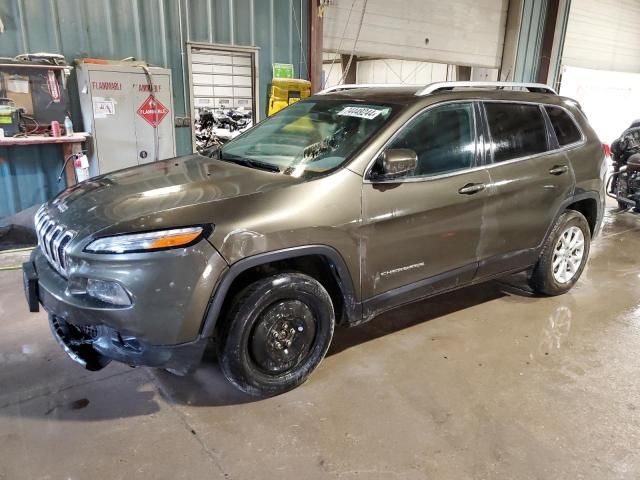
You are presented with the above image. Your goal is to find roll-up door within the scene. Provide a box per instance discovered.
[190,46,257,116]
[323,0,509,69]
[562,0,640,73]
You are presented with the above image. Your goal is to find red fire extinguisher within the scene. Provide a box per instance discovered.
[57,151,91,184]
[74,153,90,182]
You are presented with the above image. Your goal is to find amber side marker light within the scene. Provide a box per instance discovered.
[148,230,202,249]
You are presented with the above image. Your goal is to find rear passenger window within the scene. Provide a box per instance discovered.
[485,103,549,163]
[385,102,476,178]
[545,106,582,146]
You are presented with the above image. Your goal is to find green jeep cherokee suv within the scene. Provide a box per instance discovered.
[23,81,606,397]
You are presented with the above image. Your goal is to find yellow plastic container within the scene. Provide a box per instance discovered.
[268,78,311,116]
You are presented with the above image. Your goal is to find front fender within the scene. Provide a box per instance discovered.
[199,245,361,338]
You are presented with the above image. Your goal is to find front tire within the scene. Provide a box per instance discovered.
[529,210,591,296]
[217,272,335,397]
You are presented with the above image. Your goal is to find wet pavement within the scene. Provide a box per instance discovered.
[1,204,639,479]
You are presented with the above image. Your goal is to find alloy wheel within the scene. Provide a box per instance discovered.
[552,226,585,284]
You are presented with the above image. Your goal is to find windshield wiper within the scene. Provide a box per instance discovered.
[219,154,280,173]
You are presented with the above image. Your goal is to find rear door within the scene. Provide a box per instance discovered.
[361,101,491,308]
[477,101,575,277]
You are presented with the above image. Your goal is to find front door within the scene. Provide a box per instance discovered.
[361,102,490,312]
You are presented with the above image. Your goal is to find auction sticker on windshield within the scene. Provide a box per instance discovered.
[337,106,385,120]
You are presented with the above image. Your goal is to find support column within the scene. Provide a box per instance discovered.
[544,0,571,89]
[499,0,570,85]
[537,0,561,83]
[456,66,472,81]
[309,0,323,93]
[499,0,524,82]
[341,54,358,84]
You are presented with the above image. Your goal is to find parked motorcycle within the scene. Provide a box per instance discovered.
[608,121,640,212]
[194,107,253,155]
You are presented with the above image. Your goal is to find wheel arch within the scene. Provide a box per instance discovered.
[200,245,361,338]
[564,195,599,236]
[540,191,602,250]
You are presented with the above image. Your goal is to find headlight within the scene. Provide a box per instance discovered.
[85,226,206,254]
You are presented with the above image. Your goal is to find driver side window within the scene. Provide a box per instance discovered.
[386,102,477,178]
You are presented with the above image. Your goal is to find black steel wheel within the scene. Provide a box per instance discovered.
[217,272,335,397]
[249,299,318,374]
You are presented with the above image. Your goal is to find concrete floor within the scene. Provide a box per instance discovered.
[1,205,639,480]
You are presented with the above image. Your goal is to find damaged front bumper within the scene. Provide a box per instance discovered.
[23,246,226,374]
[48,314,208,374]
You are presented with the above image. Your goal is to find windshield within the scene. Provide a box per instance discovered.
[220,99,397,176]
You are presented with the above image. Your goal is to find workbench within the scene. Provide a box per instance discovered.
[0,133,90,187]
[0,133,90,221]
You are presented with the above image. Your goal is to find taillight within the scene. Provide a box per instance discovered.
[603,143,611,158]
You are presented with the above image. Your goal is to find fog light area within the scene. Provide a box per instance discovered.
[86,279,132,306]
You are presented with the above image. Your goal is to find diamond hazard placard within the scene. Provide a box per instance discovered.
[137,95,169,127]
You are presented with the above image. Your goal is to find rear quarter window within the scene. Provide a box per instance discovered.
[545,106,582,146]
[485,103,549,163]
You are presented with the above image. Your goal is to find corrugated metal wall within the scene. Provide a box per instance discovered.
[0,145,65,220]
[1,0,309,151]
[0,0,309,219]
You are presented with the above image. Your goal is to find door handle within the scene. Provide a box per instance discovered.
[549,165,569,175]
[458,183,486,195]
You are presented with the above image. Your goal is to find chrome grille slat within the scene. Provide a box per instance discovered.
[50,226,64,264]
[34,207,76,277]
[43,221,56,259]
[57,234,73,270]
[42,222,55,260]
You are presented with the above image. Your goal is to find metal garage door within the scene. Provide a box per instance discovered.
[323,0,509,69]
[562,0,640,73]
[189,45,257,116]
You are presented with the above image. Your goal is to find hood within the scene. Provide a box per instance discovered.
[46,155,301,237]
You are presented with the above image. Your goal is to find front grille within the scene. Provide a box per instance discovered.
[35,205,76,277]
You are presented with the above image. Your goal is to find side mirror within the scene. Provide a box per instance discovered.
[378,148,417,178]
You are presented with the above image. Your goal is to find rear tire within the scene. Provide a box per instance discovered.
[217,272,335,397]
[529,210,591,296]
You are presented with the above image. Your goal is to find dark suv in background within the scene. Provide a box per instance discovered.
[23,81,606,397]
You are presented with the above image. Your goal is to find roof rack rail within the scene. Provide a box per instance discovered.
[318,83,421,94]
[415,81,557,96]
